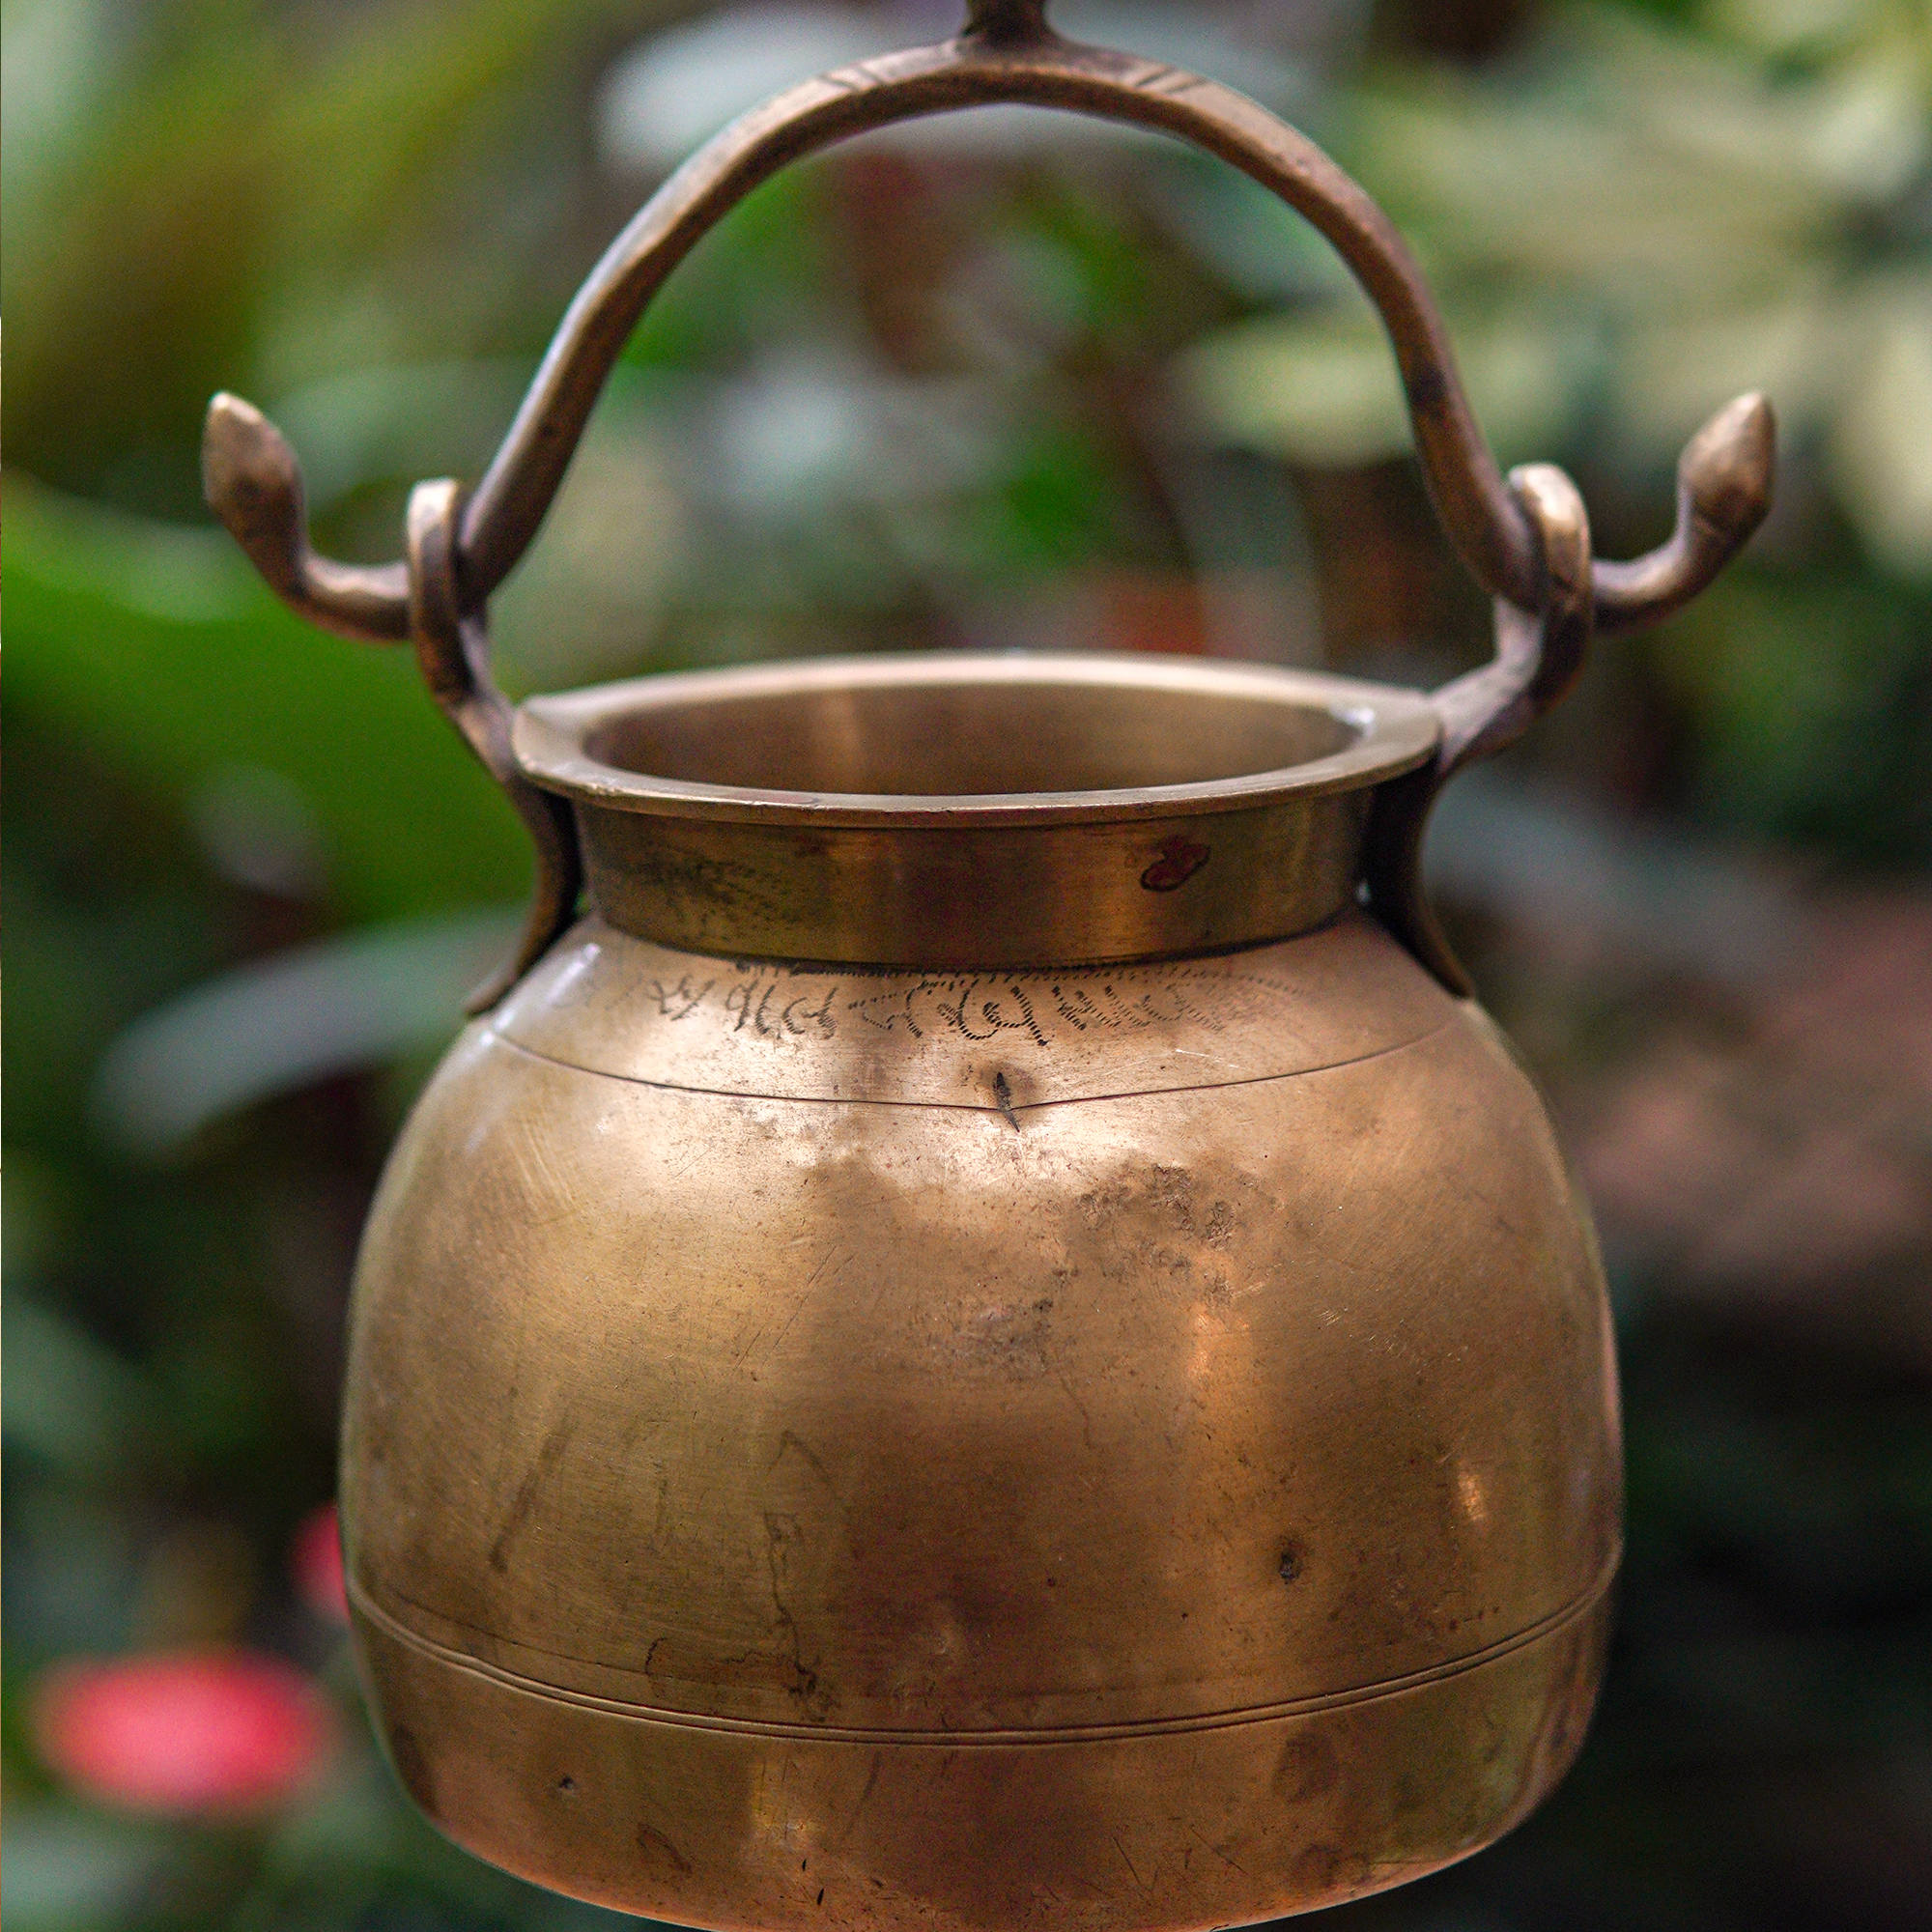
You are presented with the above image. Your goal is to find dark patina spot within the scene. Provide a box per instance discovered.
[1141,837,1210,892]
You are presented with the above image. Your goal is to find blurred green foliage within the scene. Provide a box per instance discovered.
[4,2,1928,1927]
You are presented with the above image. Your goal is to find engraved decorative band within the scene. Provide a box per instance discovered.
[349,1547,1618,1748]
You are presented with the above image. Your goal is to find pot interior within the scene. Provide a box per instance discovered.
[583,675,1361,800]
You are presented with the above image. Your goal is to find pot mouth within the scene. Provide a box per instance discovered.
[514,653,1441,829]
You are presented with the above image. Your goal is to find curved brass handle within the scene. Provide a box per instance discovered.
[406,482,583,1009]
[205,0,1773,643]
[203,0,1776,1001]
[1363,465,1596,994]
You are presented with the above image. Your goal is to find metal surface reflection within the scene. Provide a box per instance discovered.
[201,3,1775,1924]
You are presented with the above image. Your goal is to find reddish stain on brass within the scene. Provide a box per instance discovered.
[1141,837,1210,893]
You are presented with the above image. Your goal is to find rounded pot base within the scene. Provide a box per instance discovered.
[354,1577,1611,1930]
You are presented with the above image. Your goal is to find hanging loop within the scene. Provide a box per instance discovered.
[1364,463,1597,993]
[405,481,582,1011]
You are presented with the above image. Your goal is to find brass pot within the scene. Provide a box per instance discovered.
[203,7,1774,1925]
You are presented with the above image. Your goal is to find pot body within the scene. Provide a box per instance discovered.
[342,902,1620,1929]
[192,0,1760,1901]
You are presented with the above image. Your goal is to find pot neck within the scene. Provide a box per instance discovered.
[514,655,1440,970]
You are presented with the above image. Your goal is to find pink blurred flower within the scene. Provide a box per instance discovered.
[290,1502,349,1624]
[31,1651,338,1816]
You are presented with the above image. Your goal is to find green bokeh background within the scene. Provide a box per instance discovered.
[6,2,1929,1927]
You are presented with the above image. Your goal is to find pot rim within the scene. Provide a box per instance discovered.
[513,652,1443,830]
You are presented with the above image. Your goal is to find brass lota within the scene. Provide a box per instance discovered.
[205,5,1773,1924]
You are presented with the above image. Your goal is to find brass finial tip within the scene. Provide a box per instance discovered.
[202,392,301,526]
[964,0,1054,43]
[1681,390,1776,540]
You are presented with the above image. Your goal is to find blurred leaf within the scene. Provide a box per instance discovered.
[1831,296,1932,578]
[1798,15,1932,200]
[2,0,709,507]
[93,912,518,1158]
[0,1806,171,1932]
[1613,288,1840,449]
[1427,768,1803,981]
[268,359,539,519]
[1710,0,1892,58]
[5,480,531,923]
[1645,564,1932,860]
[1,1153,78,1283]
[1174,0,1932,616]
[617,163,840,376]
[493,388,694,690]
[1179,300,1591,467]
[1,1291,156,1479]
[4,1491,148,1666]
[597,2,889,172]
[1344,13,1840,303]
[1143,149,1360,305]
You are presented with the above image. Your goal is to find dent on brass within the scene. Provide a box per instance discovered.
[206,2,1772,1925]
